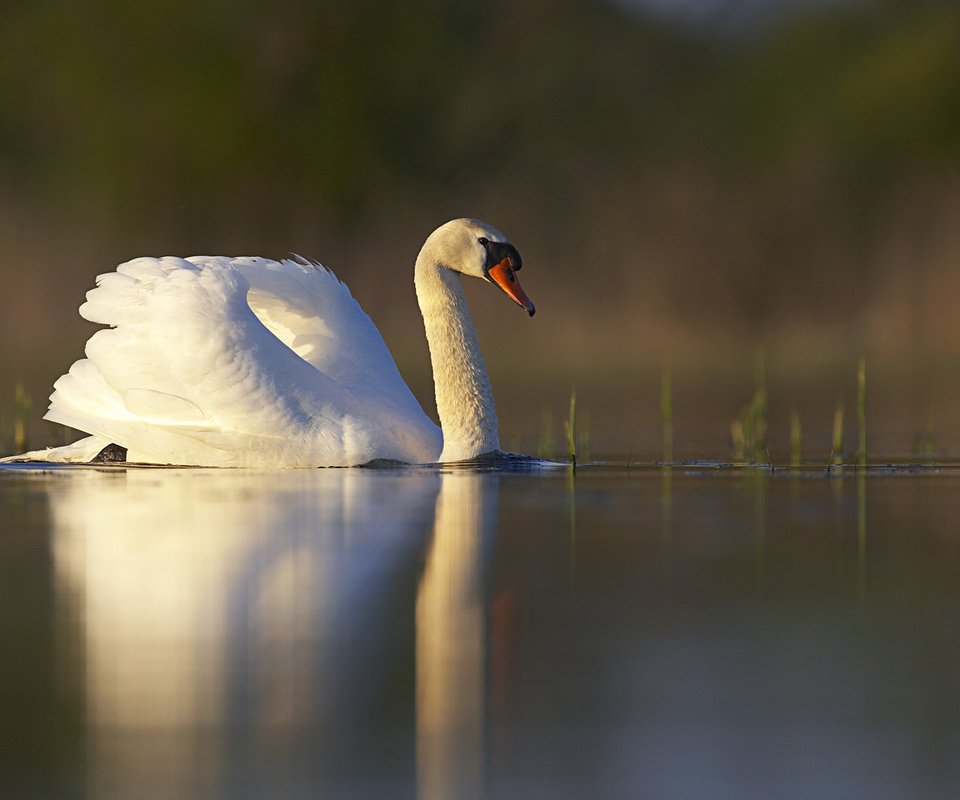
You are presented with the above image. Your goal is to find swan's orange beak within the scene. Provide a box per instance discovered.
[488,259,536,317]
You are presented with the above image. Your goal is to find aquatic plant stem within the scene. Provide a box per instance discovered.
[539,408,554,460]
[14,380,30,454]
[830,401,844,469]
[731,350,768,464]
[790,409,802,468]
[661,370,674,464]
[857,357,867,469]
[564,388,577,468]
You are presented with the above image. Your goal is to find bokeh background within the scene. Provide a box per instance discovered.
[2,0,959,459]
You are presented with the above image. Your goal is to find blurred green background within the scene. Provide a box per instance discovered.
[2,0,959,457]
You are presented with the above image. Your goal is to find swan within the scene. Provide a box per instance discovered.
[9,218,535,467]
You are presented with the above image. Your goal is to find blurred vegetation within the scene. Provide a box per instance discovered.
[1,0,959,452]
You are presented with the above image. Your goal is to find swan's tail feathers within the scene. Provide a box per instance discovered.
[0,435,112,463]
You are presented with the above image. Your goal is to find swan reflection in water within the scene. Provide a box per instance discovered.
[48,466,498,799]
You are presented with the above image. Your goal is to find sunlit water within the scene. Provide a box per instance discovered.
[2,460,960,799]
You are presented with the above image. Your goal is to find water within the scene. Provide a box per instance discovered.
[2,460,960,799]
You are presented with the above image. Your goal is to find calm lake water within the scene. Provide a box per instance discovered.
[2,459,959,799]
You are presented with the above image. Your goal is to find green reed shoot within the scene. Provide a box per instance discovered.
[732,351,768,464]
[564,388,577,467]
[661,370,674,464]
[577,412,591,463]
[856,357,867,468]
[731,420,745,462]
[912,417,935,461]
[13,380,31,454]
[790,409,802,468]
[539,408,555,460]
[830,401,845,467]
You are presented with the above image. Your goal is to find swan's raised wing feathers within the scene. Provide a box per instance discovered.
[45,256,441,466]
[229,256,412,399]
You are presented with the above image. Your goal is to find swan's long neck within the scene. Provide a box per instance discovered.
[415,253,499,462]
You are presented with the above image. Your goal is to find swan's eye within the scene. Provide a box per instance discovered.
[478,237,489,245]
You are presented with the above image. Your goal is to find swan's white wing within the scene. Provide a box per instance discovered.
[229,255,442,459]
[229,256,418,402]
[44,257,441,466]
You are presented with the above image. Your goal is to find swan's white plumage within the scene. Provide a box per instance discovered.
[6,218,533,468]
[43,255,442,467]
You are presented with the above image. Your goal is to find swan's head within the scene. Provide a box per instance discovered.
[427,218,535,317]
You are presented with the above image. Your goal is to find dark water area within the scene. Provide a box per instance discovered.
[2,460,959,799]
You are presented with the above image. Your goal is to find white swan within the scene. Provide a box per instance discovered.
[12,218,535,467]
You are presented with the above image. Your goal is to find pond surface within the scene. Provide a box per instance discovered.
[2,460,960,800]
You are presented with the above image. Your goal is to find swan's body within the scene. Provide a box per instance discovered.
[10,219,535,467]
